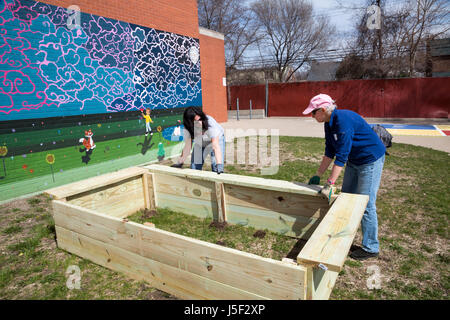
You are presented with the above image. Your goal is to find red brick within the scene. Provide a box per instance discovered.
[39,0,199,38]
[199,32,228,123]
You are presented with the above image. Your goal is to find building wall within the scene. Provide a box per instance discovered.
[199,28,227,123]
[38,0,200,38]
[432,56,450,77]
[0,0,224,202]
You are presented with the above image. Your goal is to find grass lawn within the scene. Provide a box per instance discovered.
[0,136,448,299]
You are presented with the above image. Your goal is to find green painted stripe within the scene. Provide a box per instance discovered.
[0,145,183,204]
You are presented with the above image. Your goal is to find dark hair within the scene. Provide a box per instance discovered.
[183,107,209,138]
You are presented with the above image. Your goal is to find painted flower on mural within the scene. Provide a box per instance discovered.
[0,146,7,157]
[157,126,162,133]
[0,146,7,178]
[46,154,55,165]
[46,154,56,182]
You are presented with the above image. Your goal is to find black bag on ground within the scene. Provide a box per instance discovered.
[372,124,393,155]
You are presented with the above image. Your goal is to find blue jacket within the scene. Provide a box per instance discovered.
[324,109,386,166]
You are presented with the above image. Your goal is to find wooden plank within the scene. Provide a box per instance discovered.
[45,167,147,200]
[215,182,227,222]
[66,176,145,218]
[306,266,314,300]
[297,193,369,272]
[56,226,269,300]
[144,164,323,197]
[52,200,307,300]
[150,173,157,208]
[142,174,150,209]
[224,184,330,219]
[156,192,216,220]
[145,173,157,210]
[154,173,215,202]
[305,266,339,300]
[312,268,339,300]
[226,204,320,239]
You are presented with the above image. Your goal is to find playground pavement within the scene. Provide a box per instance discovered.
[220,117,450,154]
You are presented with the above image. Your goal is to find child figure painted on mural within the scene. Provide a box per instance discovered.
[141,108,154,136]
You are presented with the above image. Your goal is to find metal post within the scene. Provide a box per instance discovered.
[265,80,268,118]
[250,100,252,120]
[236,98,240,121]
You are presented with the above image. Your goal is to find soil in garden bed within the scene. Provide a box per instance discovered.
[127,208,307,262]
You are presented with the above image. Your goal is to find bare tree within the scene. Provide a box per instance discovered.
[197,0,261,69]
[396,0,450,76]
[336,0,450,79]
[251,0,335,82]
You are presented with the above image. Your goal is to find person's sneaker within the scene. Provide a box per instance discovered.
[349,248,379,260]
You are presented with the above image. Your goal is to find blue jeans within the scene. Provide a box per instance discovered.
[191,134,225,171]
[341,155,385,253]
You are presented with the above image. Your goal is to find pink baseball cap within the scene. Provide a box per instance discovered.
[303,94,335,115]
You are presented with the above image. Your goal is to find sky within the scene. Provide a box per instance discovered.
[242,0,363,62]
[312,0,359,35]
[313,0,374,52]
[240,0,450,64]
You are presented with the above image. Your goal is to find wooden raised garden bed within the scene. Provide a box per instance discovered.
[45,164,368,300]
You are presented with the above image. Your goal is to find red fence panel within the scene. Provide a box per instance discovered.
[227,85,266,110]
[228,77,450,118]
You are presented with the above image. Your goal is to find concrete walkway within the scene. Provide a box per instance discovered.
[220,117,450,154]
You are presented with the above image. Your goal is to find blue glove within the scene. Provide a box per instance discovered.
[215,164,224,174]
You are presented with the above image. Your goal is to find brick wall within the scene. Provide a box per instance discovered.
[199,28,228,123]
[432,56,450,73]
[39,0,199,38]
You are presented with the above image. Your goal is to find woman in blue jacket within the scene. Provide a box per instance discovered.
[304,94,386,260]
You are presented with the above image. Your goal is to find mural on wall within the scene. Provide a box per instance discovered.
[0,0,201,201]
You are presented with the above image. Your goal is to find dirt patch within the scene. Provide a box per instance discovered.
[253,230,266,238]
[143,209,158,219]
[378,168,413,196]
[209,221,228,230]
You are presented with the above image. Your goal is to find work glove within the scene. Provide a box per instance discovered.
[319,183,335,203]
[171,163,183,169]
[215,164,224,174]
[308,175,320,185]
